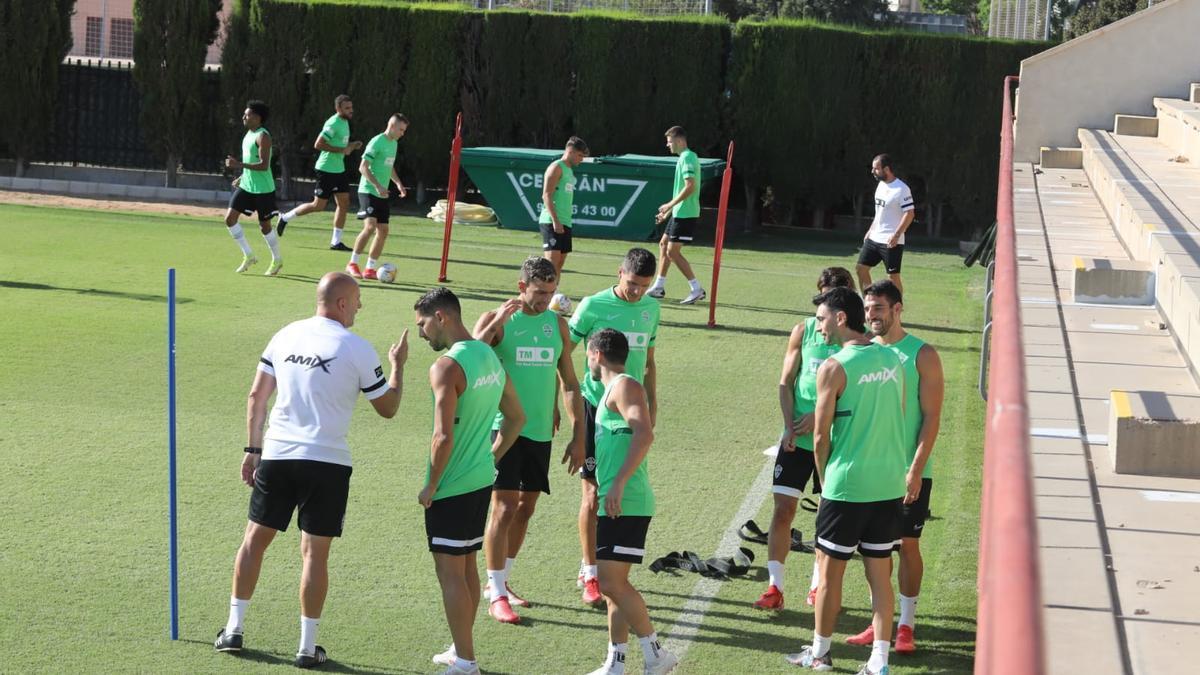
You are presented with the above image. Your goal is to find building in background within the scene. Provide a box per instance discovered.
[69,0,231,64]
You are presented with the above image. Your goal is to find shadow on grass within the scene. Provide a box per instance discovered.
[1,279,195,304]
[179,638,414,674]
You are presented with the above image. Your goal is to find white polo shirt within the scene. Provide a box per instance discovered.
[257,316,388,467]
[868,178,915,246]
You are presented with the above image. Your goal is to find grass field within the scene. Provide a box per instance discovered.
[0,202,985,674]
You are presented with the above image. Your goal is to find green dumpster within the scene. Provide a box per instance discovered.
[459,147,726,241]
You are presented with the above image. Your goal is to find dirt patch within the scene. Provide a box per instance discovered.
[0,189,227,219]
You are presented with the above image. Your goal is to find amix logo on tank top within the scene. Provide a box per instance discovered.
[857,365,900,385]
[473,371,503,389]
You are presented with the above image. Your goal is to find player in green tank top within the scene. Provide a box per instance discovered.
[471,257,587,622]
[413,288,525,672]
[277,95,364,250]
[222,100,284,276]
[648,126,707,305]
[582,328,678,675]
[565,248,660,606]
[539,136,588,281]
[755,267,856,613]
[855,280,944,654]
[788,286,905,675]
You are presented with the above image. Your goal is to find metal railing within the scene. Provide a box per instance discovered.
[973,74,1046,674]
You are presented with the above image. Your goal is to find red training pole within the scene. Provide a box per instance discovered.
[707,141,734,328]
[437,113,463,283]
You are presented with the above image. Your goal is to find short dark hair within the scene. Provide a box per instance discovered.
[246,100,269,124]
[817,266,855,292]
[812,286,866,333]
[414,287,460,317]
[874,153,893,170]
[335,94,352,107]
[566,136,588,153]
[392,113,410,125]
[621,247,656,278]
[520,256,557,284]
[863,280,903,307]
[588,328,629,366]
[665,125,687,139]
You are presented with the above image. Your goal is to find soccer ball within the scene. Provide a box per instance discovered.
[549,293,572,316]
[376,263,398,284]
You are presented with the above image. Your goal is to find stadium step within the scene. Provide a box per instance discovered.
[1108,389,1200,477]
[1039,146,1083,169]
[1112,114,1158,138]
[1071,257,1154,305]
[1152,96,1200,164]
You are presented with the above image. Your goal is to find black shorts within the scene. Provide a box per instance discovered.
[314,170,350,199]
[493,433,552,494]
[425,485,491,555]
[229,188,279,222]
[773,446,822,498]
[857,239,904,274]
[666,216,698,243]
[900,478,933,539]
[596,515,652,564]
[540,222,573,253]
[814,497,902,560]
[580,398,598,481]
[357,193,391,224]
[248,459,352,537]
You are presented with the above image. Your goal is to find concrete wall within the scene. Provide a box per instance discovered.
[1013,0,1200,163]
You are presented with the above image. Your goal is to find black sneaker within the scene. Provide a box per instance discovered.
[295,645,327,669]
[214,628,243,653]
[276,218,288,237]
[329,242,352,252]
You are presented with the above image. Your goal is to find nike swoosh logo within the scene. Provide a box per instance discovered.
[514,330,528,336]
[604,314,620,320]
[914,524,924,530]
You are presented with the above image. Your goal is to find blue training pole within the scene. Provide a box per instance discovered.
[168,268,179,640]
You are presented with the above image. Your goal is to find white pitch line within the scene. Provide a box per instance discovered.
[660,455,775,660]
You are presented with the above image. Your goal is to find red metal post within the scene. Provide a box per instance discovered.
[437,113,463,283]
[707,141,734,328]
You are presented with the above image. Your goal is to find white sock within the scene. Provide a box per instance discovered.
[868,639,890,672]
[810,559,820,591]
[330,228,343,246]
[487,569,508,599]
[282,207,300,221]
[366,257,378,270]
[262,230,281,261]
[688,277,702,292]
[583,564,598,581]
[606,642,628,671]
[653,275,666,288]
[453,656,477,670]
[505,557,516,577]
[299,615,319,656]
[812,633,831,658]
[225,597,249,634]
[349,252,360,265]
[228,224,253,255]
[899,593,918,628]
[638,632,661,660]
[767,560,784,590]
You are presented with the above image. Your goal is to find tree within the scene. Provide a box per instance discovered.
[779,0,891,25]
[133,0,222,187]
[1064,0,1147,39]
[0,0,75,177]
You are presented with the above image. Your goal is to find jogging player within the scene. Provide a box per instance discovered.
[844,280,943,655]
[584,328,678,675]
[539,136,589,279]
[472,256,587,624]
[416,288,524,675]
[568,247,660,606]
[754,267,855,613]
[214,272,407,668]
[223,100,282,276]
[647,126,706,306]
[347,114,409,281]
[277,95,364,250]
[787,287,906,675]
[857,154,914,295]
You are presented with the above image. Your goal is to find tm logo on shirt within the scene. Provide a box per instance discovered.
[284,354,337,373]
[473,371,503,389]
[624,332,649,350]
[857,366,899,385]
[516,347,555,365]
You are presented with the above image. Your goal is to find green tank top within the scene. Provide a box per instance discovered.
[314,114,350,173]
[595,374,655,517]
[568,287,660,405]
[430,340,506,500]
[491,309,561,442]
[240,128,274,194]
[877,333,930,478]
[824,343,907,503]
[538,159,575,228]
[792,316,841,452]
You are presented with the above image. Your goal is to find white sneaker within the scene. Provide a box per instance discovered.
[577,561,588,588]
[679,288,706,305]
[587,659,626,675]
[264,259,283,276]
[432,645,457,666]
[235,255,257,273]
[441,661,479,675]
[647,287,666,299]
[644,648,679,674]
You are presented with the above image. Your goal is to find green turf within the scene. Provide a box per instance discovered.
[0,203,985,674]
